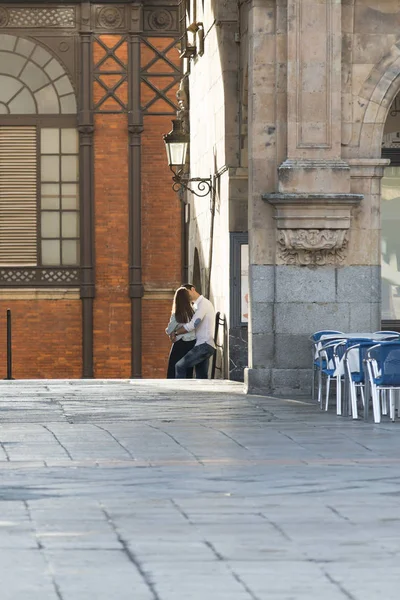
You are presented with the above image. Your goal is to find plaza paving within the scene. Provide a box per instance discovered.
[0,379,400,599]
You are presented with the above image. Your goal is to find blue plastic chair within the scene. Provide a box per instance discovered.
[373,331,400,336]
[322,338,374,414]
[366,342,400,422]
[343,341,379,419]
[311,330,344,401]
[317,339,351,412]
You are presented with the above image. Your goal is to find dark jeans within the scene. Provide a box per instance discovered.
[167,338,196,379]
[175,342,215,379]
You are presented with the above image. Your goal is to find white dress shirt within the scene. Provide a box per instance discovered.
[183,295,216,348]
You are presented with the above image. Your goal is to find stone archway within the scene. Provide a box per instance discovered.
[354,43,400,159]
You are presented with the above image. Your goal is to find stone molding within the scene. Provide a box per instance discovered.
[264,193,362,266]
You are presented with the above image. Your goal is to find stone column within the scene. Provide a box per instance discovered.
[247,0,366,395]
[244,0,278,393]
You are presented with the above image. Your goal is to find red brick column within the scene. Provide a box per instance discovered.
[93,36,131,378]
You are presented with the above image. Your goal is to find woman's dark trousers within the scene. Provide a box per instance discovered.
[167,339,196,378]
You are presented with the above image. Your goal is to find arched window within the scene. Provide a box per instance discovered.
[0,34,76,114]
[0,34,79,277]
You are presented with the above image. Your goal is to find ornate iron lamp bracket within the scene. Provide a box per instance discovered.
[170,168,213,198]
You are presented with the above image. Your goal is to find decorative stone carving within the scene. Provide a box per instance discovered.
[143,8,178,34]
[149,9,173,30]
[0,7,9,27]
[264,192,362,266]
[176,76,189,133]
[277,230,348,266]
[1,7,75,28]
[59,41,70,53]
[97,6,124,30]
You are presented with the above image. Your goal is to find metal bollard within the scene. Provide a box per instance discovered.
[5,309,14,380]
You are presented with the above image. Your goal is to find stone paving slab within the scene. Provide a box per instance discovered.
[0,379,400,598]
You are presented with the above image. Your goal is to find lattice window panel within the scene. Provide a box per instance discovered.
[5,8,75,28]
[141,37,181,115]
[0,267,79,286]
[0,127,37,266]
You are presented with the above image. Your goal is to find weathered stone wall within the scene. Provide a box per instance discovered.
[186,0,400,393]
[244,0,400,395]
[186,0,246,379]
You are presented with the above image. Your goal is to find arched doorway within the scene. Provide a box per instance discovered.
[381,94,400,329]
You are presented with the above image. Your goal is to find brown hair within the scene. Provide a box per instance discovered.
[172,287,194,324]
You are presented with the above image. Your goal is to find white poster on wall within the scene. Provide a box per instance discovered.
[240,244,249,323]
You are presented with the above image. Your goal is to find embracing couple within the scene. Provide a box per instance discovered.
[166,284,216,379]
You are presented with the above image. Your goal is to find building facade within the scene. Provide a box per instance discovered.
[0,0,183,379]
[182,1,400,394]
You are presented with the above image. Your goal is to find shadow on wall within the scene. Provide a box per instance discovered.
[193,247,202,294]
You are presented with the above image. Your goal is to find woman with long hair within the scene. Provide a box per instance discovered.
[166,286,196,378]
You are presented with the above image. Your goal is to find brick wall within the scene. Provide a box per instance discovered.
[141,114,182,378]
[93,111,131,378]
[140,35,182,378]
[0,35,182,382]
[0,301,81,379]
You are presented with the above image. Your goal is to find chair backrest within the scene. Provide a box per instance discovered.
[320,340,346,367]
[311,330,343,342]
[373,331,400,336]
[344,340,378,380]
[368,342,400,386]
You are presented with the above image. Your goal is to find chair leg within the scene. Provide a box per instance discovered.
[381,390,388,415]
[336,376,342,415]
[325,376,331,411]
[360,386,365,408]
[371,386,381,424]
[389,390,395,422]
[350,381,358,420]
[318,368,323,408]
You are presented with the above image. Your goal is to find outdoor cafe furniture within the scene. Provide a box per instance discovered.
[312,331,400,420]
[365,342,400,423]
[310,330,343,402]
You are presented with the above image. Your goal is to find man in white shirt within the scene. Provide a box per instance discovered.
[170,283,216,378]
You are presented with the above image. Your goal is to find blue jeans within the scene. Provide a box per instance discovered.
[175,342,215,379]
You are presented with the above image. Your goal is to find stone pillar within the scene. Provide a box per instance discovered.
[244,0,278,393]
[246,0,367,396]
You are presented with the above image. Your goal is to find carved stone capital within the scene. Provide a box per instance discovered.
[277,230,348,266]
[264,192,362,267]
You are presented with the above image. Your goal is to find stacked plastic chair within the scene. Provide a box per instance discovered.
[310,330,344,402]
[319,337,375,415]
[366,342,400,423]
[343,341,380,419]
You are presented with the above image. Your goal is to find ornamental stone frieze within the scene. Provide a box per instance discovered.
[263,193,363,267]
[0,5,76,28]
[0,3,181,35]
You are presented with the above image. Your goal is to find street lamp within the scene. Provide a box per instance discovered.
[163,119,213,198]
